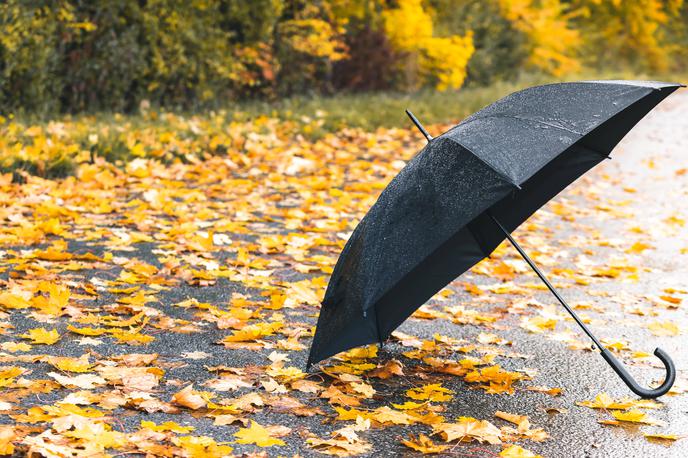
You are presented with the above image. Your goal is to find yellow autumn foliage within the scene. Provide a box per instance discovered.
[575,0,684,71]
[382,0,475,90]
[498,0,581,76]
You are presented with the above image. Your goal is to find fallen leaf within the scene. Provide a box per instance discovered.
[401,433,448,454]
[171,384,207,410]
[234,420,286,447]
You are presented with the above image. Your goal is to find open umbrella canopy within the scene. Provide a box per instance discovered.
[307,80,681,397]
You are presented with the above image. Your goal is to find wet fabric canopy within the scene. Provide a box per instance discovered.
[307,80,682,368]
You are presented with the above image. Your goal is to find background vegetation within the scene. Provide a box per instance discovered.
[1,0,687,177]
[1,0,687,115]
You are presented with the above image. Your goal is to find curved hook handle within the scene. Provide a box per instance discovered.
[600,347,676,399]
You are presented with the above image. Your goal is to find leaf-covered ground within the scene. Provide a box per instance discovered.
[1,92,687,457]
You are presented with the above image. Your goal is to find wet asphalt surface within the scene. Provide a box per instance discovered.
[2,90,688,458]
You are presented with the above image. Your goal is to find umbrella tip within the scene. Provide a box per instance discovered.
[405,109,433,142]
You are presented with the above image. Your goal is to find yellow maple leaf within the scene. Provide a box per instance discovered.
[33,281,70,316]
[659,295,682,305]
[433,417,502,444]
[222,322,282,343]
[0,366,25,387]
[611,409,662,425]
[500,444,543,458]
[495,411,530,432]
[141,420,195,434]
[172,435,233,457]
[626,241,653,254]
[401,433,448,454]
[0,292,32,309]
[392,401,427,410]
[464,365,525,394]
[68,324,108,336]
[647,320,680,336]
[577,392,662,410]
[371,406,414,425]
[21,328,60,345]
[234,420,286,447]
[0,342,31,352]
[520,316,557,333]
[644,432,680,442]
[109,328,155,344]
[48,355,92,373]
[406,384,454,402]
[0,425,16,455]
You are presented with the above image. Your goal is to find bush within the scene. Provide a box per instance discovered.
[429,0,529,86]
[1,0,686,115]
[1,0,257,114]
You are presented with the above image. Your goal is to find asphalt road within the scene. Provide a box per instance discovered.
[2,89,687,458]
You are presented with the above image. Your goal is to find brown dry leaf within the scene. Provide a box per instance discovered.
[212,414,247,426]
[320,385,362,407]
[171,384,207,410]
[290,379,322,394]
[48,372,106,389]
[433,417,502,444]
[307,418,372,457]
[525,385,562,396]
[369,359,404,379]
[495,411,530,432]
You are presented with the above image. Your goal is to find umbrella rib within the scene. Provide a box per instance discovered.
[488,114,582,135]
[443,137,521,190]
[475,114,611,160]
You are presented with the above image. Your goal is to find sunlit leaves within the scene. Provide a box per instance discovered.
[233,420,286,447]
[608,409,663,425]
[401,433,448,454]
[406,384,454,402]
[0,92,683,457]
[647,320,680,336]
[499,444,543,458]
[464,365,526,394]
[307,418,372,456]
[576,393,662,411]
[433,417,502,444]
[172,385,207,410]
[20,328,60,345]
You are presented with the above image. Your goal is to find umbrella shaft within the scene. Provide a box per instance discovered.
[488,214,604,349]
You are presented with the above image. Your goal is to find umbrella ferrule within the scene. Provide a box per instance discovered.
[405,109,433,142]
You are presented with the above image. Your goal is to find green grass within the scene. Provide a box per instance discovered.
[226,70,686,135]
[4,70,686,178]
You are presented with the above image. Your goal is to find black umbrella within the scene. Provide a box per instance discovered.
[307,81,681,398]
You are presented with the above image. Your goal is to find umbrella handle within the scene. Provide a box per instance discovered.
[600,347,676,399]
[488,213,676,399]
